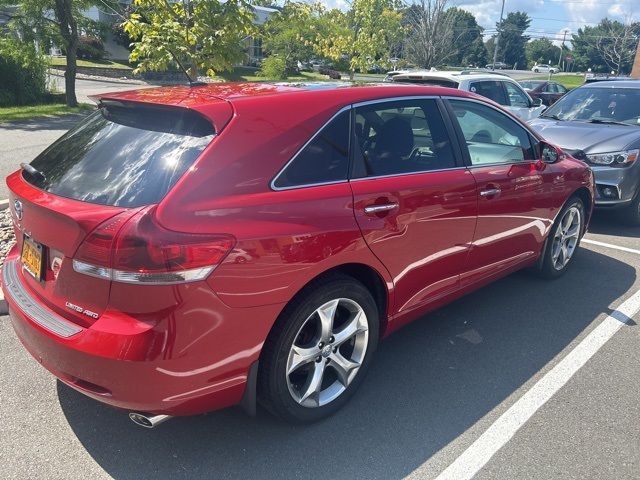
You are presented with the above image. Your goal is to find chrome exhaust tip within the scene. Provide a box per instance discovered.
[128,412,171,429]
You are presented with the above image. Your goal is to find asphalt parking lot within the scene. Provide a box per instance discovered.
[0,115,638,479]
[0,215,638,480]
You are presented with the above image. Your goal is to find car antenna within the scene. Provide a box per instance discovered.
[167,49,206,87]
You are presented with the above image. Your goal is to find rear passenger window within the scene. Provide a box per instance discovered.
[352,99,456,178]
[273,111,350,189]
[504,82,530,108]
[469,81,508,105]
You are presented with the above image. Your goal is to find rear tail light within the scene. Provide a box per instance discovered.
[73,207,235,284]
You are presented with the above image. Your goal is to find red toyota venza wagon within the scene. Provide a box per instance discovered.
[3,83,594,426]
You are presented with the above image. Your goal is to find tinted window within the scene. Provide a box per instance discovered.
[273,110,350,189]
[449,99,534,165]
[353,99,456,177]
[469,81,508,104]
[504,82,530,108]
[25,105,214,207]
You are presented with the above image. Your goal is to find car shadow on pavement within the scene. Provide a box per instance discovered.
[0,113,93,132]
[57,247,636,480]
[588,212,640,239]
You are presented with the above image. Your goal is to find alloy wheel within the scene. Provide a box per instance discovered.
[286,298,369,408]
[551,205,582,270]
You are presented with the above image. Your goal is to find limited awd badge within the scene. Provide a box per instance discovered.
[65,301,99,319]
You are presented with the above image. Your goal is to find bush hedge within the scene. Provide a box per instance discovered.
[259,56,287,80]
[0,37,47,107]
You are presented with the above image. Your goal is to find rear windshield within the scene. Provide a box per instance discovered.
[393,78,459,88]
[24,104,214,207]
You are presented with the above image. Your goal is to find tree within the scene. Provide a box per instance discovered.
[493,11,530,68]
[444,7,486,67]
[525,38,559,68]
[315,0,403,80]
[403,0,454,68]
[572,19,640,73]
[123,0,255,78]
[0,0,102,106]
[262,1,328,74]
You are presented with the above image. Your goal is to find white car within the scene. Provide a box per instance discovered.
[391,70,546,121]
[531,64,559,74]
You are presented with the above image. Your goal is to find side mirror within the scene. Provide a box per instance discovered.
[541,143,560,163]
[532,98,543,107]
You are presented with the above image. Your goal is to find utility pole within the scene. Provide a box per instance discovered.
[557,29,567,69]
[491,0,506,70]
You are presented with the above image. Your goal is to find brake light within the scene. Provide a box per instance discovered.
[73,207,235,284]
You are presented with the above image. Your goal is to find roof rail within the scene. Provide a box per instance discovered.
[458,69,510,77]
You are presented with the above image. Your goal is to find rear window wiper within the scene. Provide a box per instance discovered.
[587,119,634,126]
[20,162,46,181]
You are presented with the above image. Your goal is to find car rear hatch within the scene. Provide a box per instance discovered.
[7,93,233,327]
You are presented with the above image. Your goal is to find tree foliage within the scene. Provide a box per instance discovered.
[444,7,486,67]
[261,1,329,73]
[403,0,453,68]
[571,18,640,74]
[493,11,530,68]
[0,0,102,106]
[123,0,255,78]
[525,38,559,68]
[0,35,47,106]
[314,0,403,79]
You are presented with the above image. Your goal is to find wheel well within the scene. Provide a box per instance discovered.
[572,187,593,226]
[288,263,389,336]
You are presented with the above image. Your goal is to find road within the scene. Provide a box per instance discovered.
[0,215,637,480]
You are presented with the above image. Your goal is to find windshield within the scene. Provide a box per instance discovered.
[520,81,543,90]
[25,105,214,207]
[542,87,640,125]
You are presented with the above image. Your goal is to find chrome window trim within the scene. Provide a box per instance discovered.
[349,165,467,183]
[270,106,352,192]
[2,260,83,338]
[270,96,449,191]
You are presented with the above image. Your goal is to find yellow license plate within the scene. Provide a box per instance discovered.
[21,236,43,280]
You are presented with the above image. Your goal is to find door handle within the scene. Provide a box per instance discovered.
[479,188,501,197]
[364,203,399,214]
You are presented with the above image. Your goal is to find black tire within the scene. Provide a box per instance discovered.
[537,197,585,279]
[258,274,379,423]
[621,191,640,226]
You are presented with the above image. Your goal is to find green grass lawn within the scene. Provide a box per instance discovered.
[48,56,132,70]
[521,74,585,90]
[214,66,329,82]
[0,103,94,123]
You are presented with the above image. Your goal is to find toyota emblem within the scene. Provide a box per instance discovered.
[14,199,23,221]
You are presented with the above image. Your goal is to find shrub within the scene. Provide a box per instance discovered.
[77,36,105,61]
[0,37,47,107]
[259,56,287,80]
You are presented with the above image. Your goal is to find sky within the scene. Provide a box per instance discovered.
[321,0,639,46]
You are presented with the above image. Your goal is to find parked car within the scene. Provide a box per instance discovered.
[3,83,593,426]
[529,80,640,224]
[391,70,546,121]
[531,64,559,74]
[520,80,568,106]
[485,62,509,70]
[383,70,409,82]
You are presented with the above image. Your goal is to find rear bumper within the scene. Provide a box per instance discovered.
[3,255,284,416]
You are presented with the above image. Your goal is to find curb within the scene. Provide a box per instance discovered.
[0,197,10,315]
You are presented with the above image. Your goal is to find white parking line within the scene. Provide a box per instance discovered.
[433,288,640,480]
[582,238,640,256]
